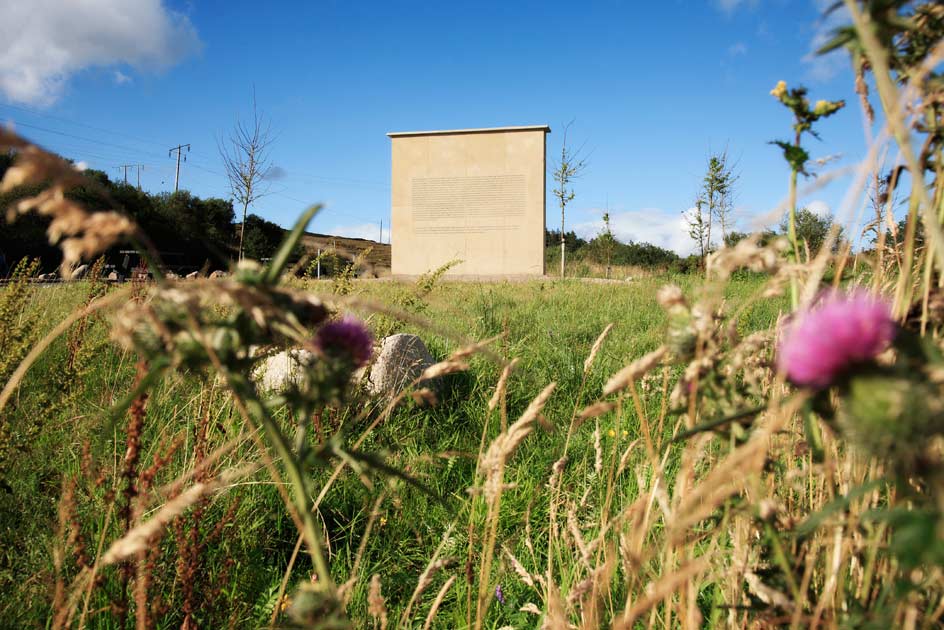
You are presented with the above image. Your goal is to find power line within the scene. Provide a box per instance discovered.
[116,164,133,185]
[8,120,168,161]
[4,111,392,208]
[0,102,170,149]
[115,164,146,189]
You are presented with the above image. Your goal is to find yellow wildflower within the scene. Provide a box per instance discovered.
[813,99,831,115]
[770,80,787,99]
[607,429,616,438]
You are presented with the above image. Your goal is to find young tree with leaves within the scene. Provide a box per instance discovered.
[778,207,844,258]
[219,91,275,260]
[701,152,738,250]
[595,212,617,279]
[552,122,587,278]
[684,198,708,260]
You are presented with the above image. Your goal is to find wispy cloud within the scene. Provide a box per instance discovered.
[113,70,132,85]
[573,208,698,256]
[263,165,287,181]
[0,0,201,105]
[803,0,849,82]
[714,0,759,16]
[728,42,748,57]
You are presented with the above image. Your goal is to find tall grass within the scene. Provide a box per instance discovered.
[1,3,943,627]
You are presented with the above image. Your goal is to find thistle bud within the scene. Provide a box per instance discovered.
[840,373,944,464]
[667,308,696,359]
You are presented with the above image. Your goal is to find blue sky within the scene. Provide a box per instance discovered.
[0,0,870,253]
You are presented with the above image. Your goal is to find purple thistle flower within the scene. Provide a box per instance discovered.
[315,316,373,367]
[777,290,895,388]
[495,584,505,605]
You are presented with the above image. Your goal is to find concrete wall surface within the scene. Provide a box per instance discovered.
[388,126,548,277]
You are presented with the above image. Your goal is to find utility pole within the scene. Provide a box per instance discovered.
[116,164,132,185]
[168,144,190,193]
[116,164,145,188]
[379,219,383,244]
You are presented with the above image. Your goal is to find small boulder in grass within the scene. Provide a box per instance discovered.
[254,317,375,395]
[253,348,316,393]
[185,270,199,279]
[70,264,89,280]
[368,333,440,397]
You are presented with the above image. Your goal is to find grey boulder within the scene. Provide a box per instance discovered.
[253,348,315,393]
[368,333,438,396]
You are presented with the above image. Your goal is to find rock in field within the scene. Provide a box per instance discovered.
[185,271,200,279]
[70,264,89,280]
[253,348,315,392]
[368,333,438,396]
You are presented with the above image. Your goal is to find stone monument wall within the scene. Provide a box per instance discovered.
[388,126,549,277]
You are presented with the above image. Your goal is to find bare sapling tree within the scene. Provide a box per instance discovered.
[552,121,588,278]
[220,91,275,260]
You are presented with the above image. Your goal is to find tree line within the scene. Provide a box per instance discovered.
[544,228,685,269]
[0,152,291,276]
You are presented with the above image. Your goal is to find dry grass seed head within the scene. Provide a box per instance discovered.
[422,575,457,630]
[584,323,614,374]
[578,401,615,422]
[657,285,686,309]
[1,135,137,275]
[504,546,542,589]
[367,574,388,630]
[488,358,519,412]
[420,359,469,381]
[707,235,788,280]
[480,383,556,501]
[448,332,504,361]
[603,346,667,396]
[101,464,253,565]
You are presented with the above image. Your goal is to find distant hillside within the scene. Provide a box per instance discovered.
[301,231,391,275]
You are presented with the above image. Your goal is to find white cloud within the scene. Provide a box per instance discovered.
[573,208,699,256]
[806,199,831,217]
[113,70,132,85]
[329,222,390,244]
[803,0,849,82]
[728,42,748,56]
[0,0,201,105]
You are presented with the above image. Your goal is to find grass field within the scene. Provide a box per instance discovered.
[3,3,943,626]
[0,273,788,628]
